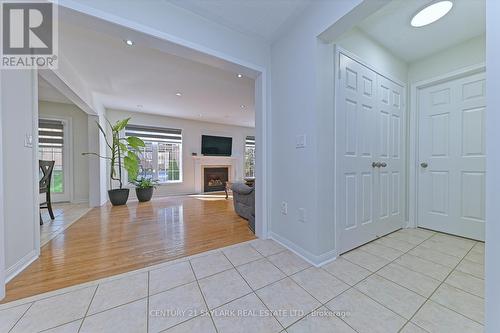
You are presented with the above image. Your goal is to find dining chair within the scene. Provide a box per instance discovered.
[39,160,55,225]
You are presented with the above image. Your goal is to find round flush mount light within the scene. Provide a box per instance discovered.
[411,1,453,27]
[125,39,134,46]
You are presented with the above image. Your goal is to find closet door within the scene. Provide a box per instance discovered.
[336,53,378,253]
[336,53,405,254]
[374,75,405,238]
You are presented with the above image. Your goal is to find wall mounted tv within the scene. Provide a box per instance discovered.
[201,135,233,156]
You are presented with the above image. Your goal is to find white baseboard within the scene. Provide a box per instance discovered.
[71,199,89,204]
[5,250,38,283]
[268,232,337,267]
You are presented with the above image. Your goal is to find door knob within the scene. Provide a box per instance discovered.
[380,162,387,168]
[420,162,428,168]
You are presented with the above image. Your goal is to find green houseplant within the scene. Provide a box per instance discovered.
[131,177,159,202]
[83,117,145,206]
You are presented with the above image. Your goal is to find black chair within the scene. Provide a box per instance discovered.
[39,160,55,225]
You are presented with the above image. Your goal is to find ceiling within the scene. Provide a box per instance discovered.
[38,76,73,105]
[166,0,312,43]
[357,0,485,62]
[57,22,255,127]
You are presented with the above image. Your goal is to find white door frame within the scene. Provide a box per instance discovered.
[38,116,74,203]
[333,46,407,254]
[408,63,486,228]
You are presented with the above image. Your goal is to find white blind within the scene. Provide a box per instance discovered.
[125,125,182,144]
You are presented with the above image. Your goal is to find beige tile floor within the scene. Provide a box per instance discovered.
[40,203,91,246]
[0,228,484,333]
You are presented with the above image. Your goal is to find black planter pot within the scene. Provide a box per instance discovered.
[136,187,154,202]
[108,188,130,206]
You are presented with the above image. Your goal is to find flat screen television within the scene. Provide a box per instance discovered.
[201,135,232,156]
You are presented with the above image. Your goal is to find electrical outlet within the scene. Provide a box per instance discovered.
[298,208,306,223]
[281,201,288,215]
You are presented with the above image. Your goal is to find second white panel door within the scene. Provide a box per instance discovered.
[417,71,486,241]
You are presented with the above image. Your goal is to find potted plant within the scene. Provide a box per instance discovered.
[131,177,159,202]
[83,117,145,206]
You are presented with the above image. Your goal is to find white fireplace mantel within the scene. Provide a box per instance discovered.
[193,156,241,193]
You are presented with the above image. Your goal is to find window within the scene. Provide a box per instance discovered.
[244,136,255,178]
[38,119,64,193]
[125,125,182,183]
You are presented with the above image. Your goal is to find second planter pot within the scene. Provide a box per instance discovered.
[136,187,154,202]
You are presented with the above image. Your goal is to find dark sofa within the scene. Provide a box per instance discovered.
[231,182,255,232]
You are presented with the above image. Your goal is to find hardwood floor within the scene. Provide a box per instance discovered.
[3,194,255,303]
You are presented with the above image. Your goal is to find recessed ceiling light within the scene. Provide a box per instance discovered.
[411,1,453,27]
[125,39,134,46]
[240,105,246,109]
[175,92,182,97]
[237,74,243,78]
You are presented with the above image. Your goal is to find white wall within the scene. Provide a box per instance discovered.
[486,1,500,331]
[39,101,90,203]
[106,109,255,198]
[335,28,408,83]
[270,0,364,263]
[0,71,5,298]
[408,35,485,83]
[1,70,39,282]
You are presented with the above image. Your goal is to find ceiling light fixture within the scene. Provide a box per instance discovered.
[411,1,453,27]
[240,105,246,109]
[175,92,182,97]
[237,74,243,78]
[125,39,134,46]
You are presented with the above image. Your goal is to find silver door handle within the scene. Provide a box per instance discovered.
[372,162,380,168]
[420,162,428,168]
[380,162,387,168]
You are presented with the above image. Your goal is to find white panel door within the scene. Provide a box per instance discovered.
[336,53,405,253]
[418,71,486,241]
[375,75,405,238]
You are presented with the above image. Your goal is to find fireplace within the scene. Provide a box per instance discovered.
[204,167,229,192]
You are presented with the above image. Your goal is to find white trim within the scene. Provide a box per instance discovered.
[334,46,406,88]
[0,70,5,299]
[269,232,337,267]
[32,71,41,259]
[5,250,38,283]
[38,116,74,203]
[408,64,486,228]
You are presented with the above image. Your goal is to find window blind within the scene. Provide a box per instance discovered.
[125,125,182,144]
[39,119,64,147]
[245,136,255,147]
